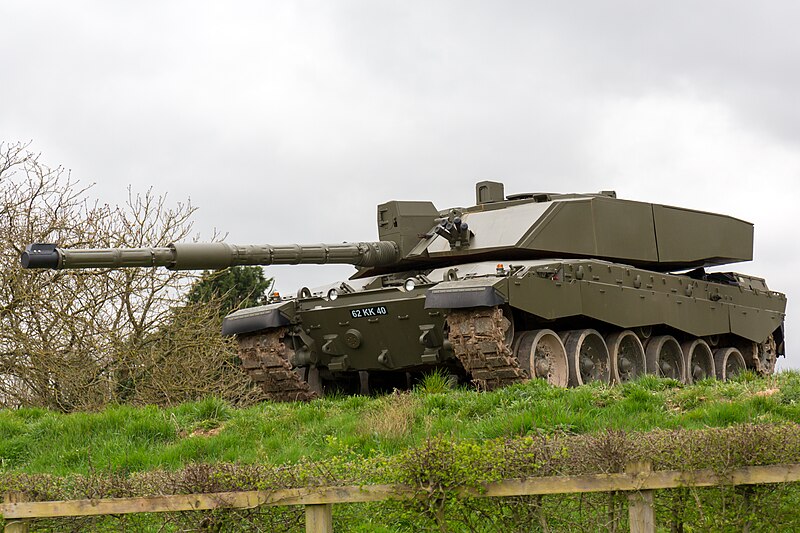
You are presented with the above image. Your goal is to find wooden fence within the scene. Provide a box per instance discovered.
[2,462,799,532]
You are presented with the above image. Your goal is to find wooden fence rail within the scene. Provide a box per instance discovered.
[2,463,799,533]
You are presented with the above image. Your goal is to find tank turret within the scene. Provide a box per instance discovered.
[368,181,754,276]
[24,180,754,275]
[20,181,785,402]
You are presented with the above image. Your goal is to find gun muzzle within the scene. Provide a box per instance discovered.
[21,244,61,269]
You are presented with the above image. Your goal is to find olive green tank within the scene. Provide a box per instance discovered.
[22,181,786,400]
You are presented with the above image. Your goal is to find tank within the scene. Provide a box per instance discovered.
[21,181,787,401]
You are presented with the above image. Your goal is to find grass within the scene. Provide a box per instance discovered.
[0,371,798,476]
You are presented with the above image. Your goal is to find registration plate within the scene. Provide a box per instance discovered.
[350,306,388,319]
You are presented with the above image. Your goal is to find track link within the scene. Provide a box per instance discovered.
[753,335,778,376]
[237,328,318,402]
[446,307,528,390]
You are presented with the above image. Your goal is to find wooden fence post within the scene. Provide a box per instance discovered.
[305,503,333,533]
[3,493,29,533]
[626,462,655,533]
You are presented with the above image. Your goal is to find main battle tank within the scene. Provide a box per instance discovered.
[21,181,786,401]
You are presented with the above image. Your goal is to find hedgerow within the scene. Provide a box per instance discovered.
[2,424,799,531]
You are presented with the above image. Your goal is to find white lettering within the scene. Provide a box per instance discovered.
[350,306,389,318]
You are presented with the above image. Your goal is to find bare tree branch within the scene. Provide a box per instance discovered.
[0,141,264,411]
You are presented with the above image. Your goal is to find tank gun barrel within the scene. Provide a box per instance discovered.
[21,241,401,270]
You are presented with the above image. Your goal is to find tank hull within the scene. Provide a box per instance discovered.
[226,258,785,399]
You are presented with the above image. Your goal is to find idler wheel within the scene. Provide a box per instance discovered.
[645,335,685,382]
[513,329,569,387]
[713,347,746,381]
[605,330,646,383]
[681,339,715,384]
[560,329,611,386]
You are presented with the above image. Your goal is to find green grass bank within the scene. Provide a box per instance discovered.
[2,372,800,531]
[1,371,799,476]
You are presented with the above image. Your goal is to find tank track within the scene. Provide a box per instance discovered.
[750,335,778,376]
[237,327,318,402]
[446,307,528,390]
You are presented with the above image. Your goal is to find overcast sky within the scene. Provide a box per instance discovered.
[1,1,798,368]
